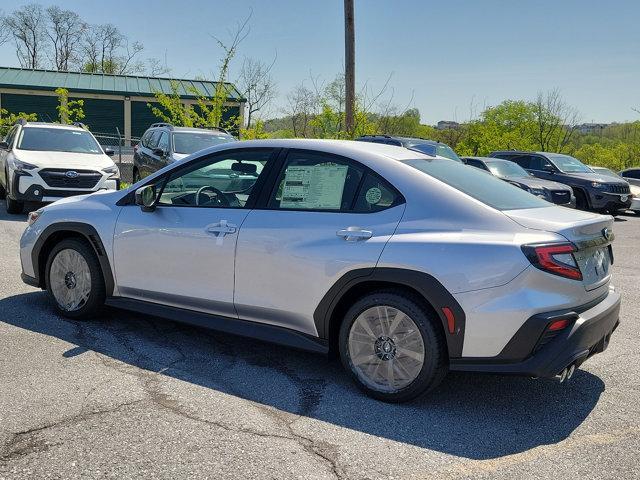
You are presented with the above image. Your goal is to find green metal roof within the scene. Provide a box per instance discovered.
[0,67,244,101]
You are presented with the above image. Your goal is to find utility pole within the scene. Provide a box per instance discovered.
[344,0,355,135]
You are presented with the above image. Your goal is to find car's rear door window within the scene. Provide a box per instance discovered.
[267,150,403,212]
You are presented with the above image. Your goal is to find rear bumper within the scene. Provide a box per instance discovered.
[451,288,621,378]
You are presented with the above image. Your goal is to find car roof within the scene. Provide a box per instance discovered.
[21,122,86,131]
[147,125,231,135]
[196,138,436,162]
[358,135,441,145]
[463,156,504,162]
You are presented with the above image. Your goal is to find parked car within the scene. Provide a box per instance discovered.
[489,150,631,213]
[619,167,640,188]
[590,166,640,214]
[0,121,120,214]
[21,139,620,402]
[355,135,462,162]
[463,156,574,207]
[133,123,236,182]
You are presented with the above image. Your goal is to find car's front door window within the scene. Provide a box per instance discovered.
[158,149,271,208]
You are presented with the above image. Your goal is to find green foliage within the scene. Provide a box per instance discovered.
[0,109,38,136]
[149,81,238,132]
[240,120,269,140]
[55,88,85,125]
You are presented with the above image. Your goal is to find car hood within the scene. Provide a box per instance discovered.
[558,171,627,184]
[14,150,115,170]
[504,206,613,244]
[502,176,571,191]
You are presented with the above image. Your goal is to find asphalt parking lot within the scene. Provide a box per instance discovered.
[0,204,639,480]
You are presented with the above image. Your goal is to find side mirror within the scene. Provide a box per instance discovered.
[135,185,157,212]
[153,148,167,157]
[0,141,8,150]
[104,147,115,157]
[542,164,555,173]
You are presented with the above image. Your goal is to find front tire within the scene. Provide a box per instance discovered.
[45,238,106,319]
[339,290,448,402]
[5,195,23,214]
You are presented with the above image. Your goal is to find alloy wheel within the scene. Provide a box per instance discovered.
[49,248,92,311]
[348,305,425,393]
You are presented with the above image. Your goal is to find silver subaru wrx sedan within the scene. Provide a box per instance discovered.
[20,139,621,402]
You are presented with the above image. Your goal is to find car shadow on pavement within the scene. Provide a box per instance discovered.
[0,291,605,461]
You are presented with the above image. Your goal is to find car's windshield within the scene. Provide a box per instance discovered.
[546,154,591,173]
[486,160,530,178]
[17,127,102,154]
[591,166,622,179]
[403,158,549,210]
[172,132,235,154]
[409,142,461,162]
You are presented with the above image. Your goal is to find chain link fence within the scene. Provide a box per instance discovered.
[93,130,140,185]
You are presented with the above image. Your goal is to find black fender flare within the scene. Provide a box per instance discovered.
[31,222,115,295]
[313,267,466,358]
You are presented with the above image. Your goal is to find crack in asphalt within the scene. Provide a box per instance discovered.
[0,400,144,463]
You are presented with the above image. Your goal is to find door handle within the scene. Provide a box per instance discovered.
[206,220,238,235]
[337,227,373,242]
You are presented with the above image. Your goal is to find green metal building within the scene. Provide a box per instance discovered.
[0,67,245,142]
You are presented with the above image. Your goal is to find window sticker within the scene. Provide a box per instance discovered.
[365,187,382,205]
[280,165,348,209]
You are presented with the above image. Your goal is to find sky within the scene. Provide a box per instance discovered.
[0,0,638,124]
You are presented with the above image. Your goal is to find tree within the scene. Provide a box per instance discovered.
[0,109,37,137]
[284,84,318,137]
[237,56,277,128]
[79,24,144,74]
[532,89,580,152]
[45,6,86,71]
[3,3,46,69]
[55,88,85,124]
[149,14,251,132]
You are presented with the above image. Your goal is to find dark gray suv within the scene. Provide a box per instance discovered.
[489,150,631,213]
[133,123,236,182]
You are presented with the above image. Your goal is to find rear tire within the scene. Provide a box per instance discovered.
[339,290,448,402]
[132,168,141,184]
[0,181,6,200]
[5,195,23,214]
[45,238,106,320]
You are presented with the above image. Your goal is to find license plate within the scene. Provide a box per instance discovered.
[574,246,611,286]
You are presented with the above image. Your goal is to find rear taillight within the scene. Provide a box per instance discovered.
[522,243,582,281]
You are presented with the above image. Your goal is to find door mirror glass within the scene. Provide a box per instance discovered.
[135,185,157,211]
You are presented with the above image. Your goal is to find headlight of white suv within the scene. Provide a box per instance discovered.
[102,165,120,178]
[8,158,37,172]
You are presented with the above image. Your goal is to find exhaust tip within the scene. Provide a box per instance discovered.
[566,364,576,380]
[558,368,568,383]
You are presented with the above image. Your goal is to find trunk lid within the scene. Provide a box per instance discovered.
[504,206,614,291]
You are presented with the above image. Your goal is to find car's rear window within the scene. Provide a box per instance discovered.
[403,158,549,210]
[173,132,236,154]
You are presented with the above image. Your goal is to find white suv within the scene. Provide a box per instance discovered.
[0,121,120,214]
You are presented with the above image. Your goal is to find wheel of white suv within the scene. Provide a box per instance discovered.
[45,238,106,319]
[339,290,447,402]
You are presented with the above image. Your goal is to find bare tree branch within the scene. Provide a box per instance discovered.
[237,54,277,128]
[3,4,46,69]
[45,6,86,71]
